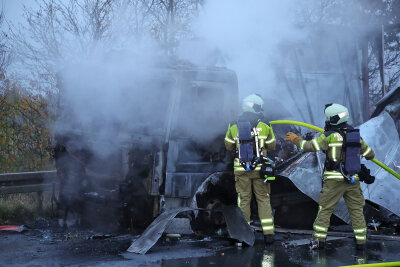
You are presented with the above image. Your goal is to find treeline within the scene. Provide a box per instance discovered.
[0,76,54,172]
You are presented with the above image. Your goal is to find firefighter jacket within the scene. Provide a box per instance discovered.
[225,120,276,172]
[293,131,375,181]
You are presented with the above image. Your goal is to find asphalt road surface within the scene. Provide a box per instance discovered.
[1,221,400,266]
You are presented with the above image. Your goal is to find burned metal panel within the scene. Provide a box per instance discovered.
[127,207,193,254]
[127,205,254,254]
[371,87,400,119]
[359,111,400,217]
[222,206,255,246]
[278,153,322,203]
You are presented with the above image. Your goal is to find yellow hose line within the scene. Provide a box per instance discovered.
[372,158,400,180]
[269,120,400,181]
[269,120,324,133]
[340,262,400,267]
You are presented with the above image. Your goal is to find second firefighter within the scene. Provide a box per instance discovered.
[285,103,375,251]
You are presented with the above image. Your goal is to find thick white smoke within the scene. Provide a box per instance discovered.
[56,46,169,157]
[6,0,374,156]
[180,0,301,101]
[179,0,369,126]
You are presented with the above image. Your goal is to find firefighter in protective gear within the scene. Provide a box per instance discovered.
[285,103,375,251]
[224,94,276,244]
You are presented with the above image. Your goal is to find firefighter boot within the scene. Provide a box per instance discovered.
[310,239,325,250]
[264,235,274,245]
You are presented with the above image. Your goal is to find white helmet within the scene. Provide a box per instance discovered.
[324,103,349,125]
[242,94,264,114]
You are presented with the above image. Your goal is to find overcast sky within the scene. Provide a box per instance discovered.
[1,0,36,27]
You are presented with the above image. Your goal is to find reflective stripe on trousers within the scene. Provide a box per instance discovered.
[261,218,274,232]
[313,206,328,240]
[354,227,367,241]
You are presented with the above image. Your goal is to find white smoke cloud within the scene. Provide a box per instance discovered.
[178,0,373,127]
[180,0,302,99]
[7,0,374,157]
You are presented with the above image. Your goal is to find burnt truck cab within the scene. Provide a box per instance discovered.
[55,61,321,234]
[54,64,239,232]
[125,67,241,231]
[151,69,238,204]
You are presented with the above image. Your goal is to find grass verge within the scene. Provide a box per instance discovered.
[0,191,55,224]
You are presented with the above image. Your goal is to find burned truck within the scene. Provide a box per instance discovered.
[54,63,239,232]
[53,60,320,234]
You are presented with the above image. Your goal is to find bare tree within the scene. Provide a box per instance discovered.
[296,0,400,106]
[7,0,114,93]
[137,0,199,52]
[295,0,341,24]
[341,0,400,98]
[0,9,10,77]
[7,0,200,93]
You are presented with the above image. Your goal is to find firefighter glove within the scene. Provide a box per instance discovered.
[285,132,303,145]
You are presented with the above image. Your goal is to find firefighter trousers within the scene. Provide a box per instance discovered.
[313,180,367,244]
[235,171,274,235]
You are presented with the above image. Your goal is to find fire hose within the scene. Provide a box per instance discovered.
[269,120,400,181]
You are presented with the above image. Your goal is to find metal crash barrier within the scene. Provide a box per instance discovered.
[0,170,58,195]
